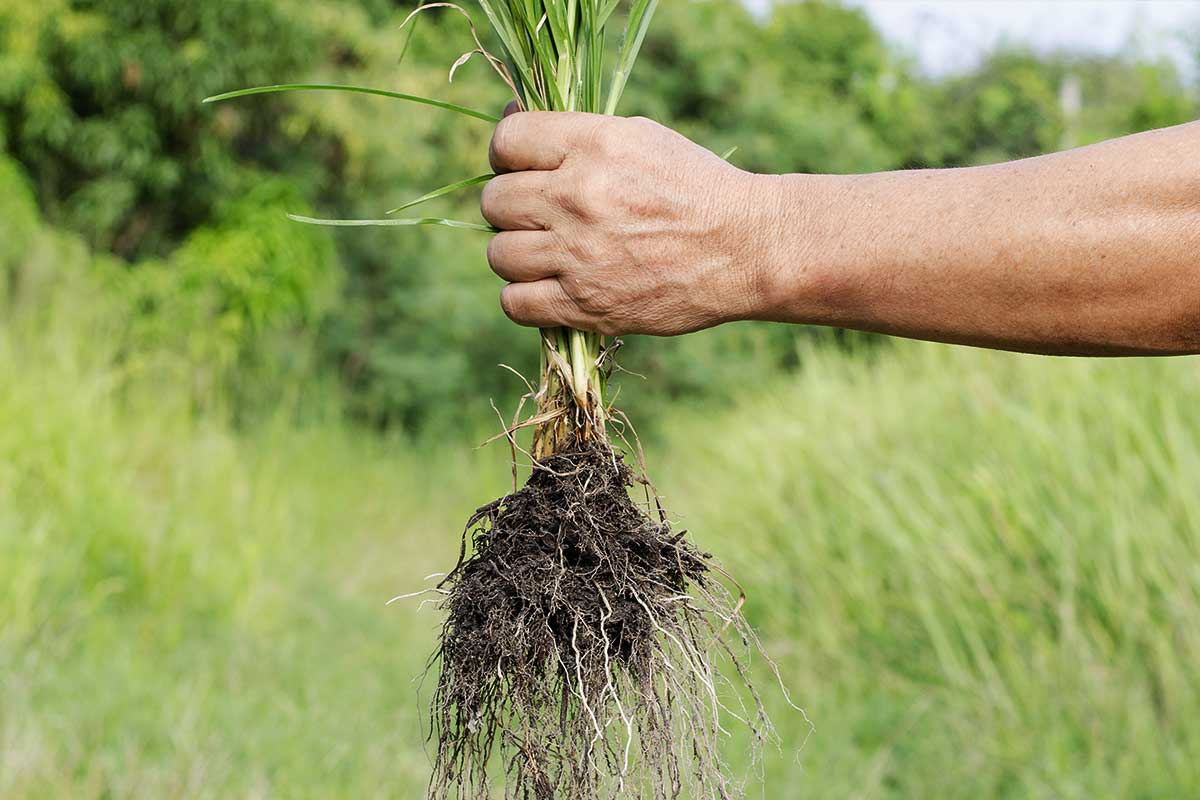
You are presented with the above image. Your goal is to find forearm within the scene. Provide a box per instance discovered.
[754,122,1200,355]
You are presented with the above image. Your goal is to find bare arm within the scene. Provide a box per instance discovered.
[482,113,1200,355]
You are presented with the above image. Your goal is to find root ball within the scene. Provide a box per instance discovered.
[428,442,769,800]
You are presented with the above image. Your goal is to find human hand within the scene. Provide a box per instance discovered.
[481,112,773,336]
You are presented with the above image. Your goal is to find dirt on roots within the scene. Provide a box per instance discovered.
[426,441,772,800]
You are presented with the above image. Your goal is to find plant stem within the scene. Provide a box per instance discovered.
[569,329,588,405]
[503,0,659,457]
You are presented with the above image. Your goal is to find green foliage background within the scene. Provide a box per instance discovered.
[2,1,1199,797]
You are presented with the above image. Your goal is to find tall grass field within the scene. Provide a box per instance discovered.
[3,265,1200,798]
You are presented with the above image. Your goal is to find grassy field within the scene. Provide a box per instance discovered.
[3,286,1200,798]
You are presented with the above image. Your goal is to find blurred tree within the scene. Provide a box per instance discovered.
[0,0,346,402]
[0,156,39,284]
[121,179,336,374]
[0,0,327,257]
[1069,55,1195,145]
[937,50,1065,165]
[626,0,944,176]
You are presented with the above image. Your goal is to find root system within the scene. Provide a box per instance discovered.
[426,441,773,800]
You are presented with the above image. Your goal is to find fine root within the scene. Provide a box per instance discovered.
[426,441,775,800]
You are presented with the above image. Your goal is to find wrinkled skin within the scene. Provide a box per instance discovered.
[482,111,772,337]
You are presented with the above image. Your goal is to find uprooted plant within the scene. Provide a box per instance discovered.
[205,2,795,797]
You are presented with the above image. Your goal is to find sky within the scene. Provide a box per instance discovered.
[753,1,1200,77]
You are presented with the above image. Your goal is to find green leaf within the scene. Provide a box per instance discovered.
[719,145,739,161]
[287,214,498,233]
[386,173,495,215]
[203,84,500,123]
[598,0,621,27]
[604,0,659,115]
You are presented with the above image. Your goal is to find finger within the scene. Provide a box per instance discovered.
[480,172,553,231]
[500,278,584,329]
[487,231,559,283]
[489,111,602,173]
[503,99,520,118]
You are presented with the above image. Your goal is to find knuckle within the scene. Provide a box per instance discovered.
[585,178,615,218]
[561,273,603,316]
[560,171,611,220]
[555,173,585,217]
[630,116,668,143]
[591,313,621,337]
[560,273,585,303]
[595,116,651,155]
[592,119,625,155]
[577,292,605,318]
[562,231,598,264]
[576,182,604,217]
[567,284,589,311]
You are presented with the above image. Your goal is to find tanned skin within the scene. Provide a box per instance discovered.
[482,109,1200,356]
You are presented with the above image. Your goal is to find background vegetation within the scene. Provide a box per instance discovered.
[1,0,1198,797]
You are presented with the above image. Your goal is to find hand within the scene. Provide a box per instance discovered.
[481,112,771,336]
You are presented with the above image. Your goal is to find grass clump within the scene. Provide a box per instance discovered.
[415,3,776,798]
[206,2,777,797]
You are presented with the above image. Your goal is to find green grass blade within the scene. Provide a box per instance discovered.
[719,145,738,161]
[397,12,421,67]
[598,0,620,26]
[604,0,659,115]
[288,214,498,232]
[474,2,532,77]
[386,173,494,215]
[474,0,554,109]
[203,84,499,123]
[508,2,567,109]
[542,0,571,56]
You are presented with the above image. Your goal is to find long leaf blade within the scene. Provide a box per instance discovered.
[288,214,498,232]
[604,0,659,115]
[386,173,495,215]
[203,84,499,123]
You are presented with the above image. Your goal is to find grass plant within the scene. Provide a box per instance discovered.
[206,4,775,799]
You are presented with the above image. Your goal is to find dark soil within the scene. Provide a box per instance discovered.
[427,441,770,800]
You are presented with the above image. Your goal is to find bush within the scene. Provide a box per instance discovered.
[0,0,321,258]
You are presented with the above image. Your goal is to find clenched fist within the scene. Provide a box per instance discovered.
[481,111,775,336]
